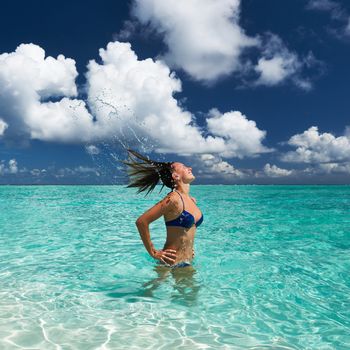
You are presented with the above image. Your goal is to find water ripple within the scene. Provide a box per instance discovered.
[0,185,349,349]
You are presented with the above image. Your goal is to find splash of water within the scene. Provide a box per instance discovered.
[77,91,164,184]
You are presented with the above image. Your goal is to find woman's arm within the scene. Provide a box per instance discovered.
[135,220,157,256]
[135,193,178,263]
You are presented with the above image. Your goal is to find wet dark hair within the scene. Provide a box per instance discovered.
[120,149,175,196]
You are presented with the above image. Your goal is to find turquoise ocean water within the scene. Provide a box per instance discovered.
[0,185,349,349]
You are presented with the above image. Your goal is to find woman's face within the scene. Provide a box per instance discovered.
[172,162,195,184]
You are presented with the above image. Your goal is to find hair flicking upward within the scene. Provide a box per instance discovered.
[120,149,174,196]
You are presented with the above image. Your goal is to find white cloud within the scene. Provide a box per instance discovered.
[317,162,350,174]
[30,168,42,176]
[74,166,99,174]
[131,0,318,87]
[1,43,78,98]
[28,98,95,142]
[263,163,292,177]
[0,159,18,175]
[306,0,345,21]
[54,166,100,178]
[0,43,94,142]
[27,166,98,178]
[0,42,270,159]
[306,0,350,37]
[254,34,313,90]
[255,56,293,86]
[281,126,350,164]
[0,119,8,136]
[199,153,243,177]
[132,0,257,82]
[206,108,272,158]
[0,163,104,182]
[113,20,138,41]
[8,159,18,174]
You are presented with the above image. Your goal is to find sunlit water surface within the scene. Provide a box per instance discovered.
[0,185,349,349]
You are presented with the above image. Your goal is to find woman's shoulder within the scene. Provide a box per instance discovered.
[163,191,181,203]
[161,191,182,211]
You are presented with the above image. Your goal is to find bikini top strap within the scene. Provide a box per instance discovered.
[174,190,185,211]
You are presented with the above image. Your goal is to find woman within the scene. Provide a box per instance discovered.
[121,149,204,268]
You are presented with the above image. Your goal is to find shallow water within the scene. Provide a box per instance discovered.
[0,185,349,349]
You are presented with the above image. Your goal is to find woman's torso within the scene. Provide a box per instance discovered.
[162,190,203,265]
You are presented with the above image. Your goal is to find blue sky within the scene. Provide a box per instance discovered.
[0,0,349,184]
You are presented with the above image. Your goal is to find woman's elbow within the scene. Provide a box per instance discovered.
[135,218,146,227]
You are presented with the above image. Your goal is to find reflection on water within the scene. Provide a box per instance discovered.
[141,265,201,306]
[104,265,201,306]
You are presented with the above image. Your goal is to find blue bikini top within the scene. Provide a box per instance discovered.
[165,190,204,228]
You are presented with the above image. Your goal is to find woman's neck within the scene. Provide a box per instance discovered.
[175,183,190,195]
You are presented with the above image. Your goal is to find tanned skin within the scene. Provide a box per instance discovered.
[135,162,201,266]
